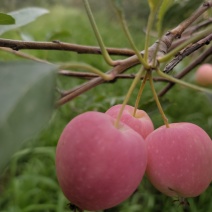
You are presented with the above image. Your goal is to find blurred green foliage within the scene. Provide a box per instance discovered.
[0,1,211,212]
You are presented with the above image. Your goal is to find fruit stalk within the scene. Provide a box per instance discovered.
[148,71,169,128]
[133,71,149,117]
[83,0,118,66]
[114,67,144,128]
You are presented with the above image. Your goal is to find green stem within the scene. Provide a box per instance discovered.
[149,71,169,128]
[144,10,155,62]
[60,63,114,81]
[83,0,116,66]
[157,68,212,94]
[111,1,149,68]
[133,71,148,116]
[114,67,144,128]
[158,26,212,63]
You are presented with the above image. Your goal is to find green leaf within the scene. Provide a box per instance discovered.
[0,61,57,171]
[0,7,49,35]
[0,13,15,25]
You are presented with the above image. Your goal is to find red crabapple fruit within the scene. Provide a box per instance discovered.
[56,111,147,211]
[106,104,154,139]
[146,122,212,198]
[195,63,212,86]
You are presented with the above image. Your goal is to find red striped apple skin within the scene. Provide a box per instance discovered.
[146,122,212,198]
[106,104,154,139]
[56,111,147,211]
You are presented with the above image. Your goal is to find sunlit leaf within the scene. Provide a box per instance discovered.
[19,32,34,41]
[0,13,15,25]
[0,7,49,35]
[0,61,57,171]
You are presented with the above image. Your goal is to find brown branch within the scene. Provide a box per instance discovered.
[170,1,212,38]
[183,18,212,36]
[170,19,212,50]
[0,3,210,59]
[0,47,51,64]
[0,38,134,56]
[145,2,212,65]
[56,1,212,106]
[158,45,212,97]
[58,69,169,82]
[0,2,210,107]
[164,33,212,73]
[56,54,140,106]
[157,2,212,56]
[58,72,170,98]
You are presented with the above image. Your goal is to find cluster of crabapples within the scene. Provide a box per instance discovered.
[55,104,212,211]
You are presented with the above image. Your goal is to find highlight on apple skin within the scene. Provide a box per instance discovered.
[106,104,154,139]
[55,111,147,211]
[195,63,212,86]
[145,122,212,198]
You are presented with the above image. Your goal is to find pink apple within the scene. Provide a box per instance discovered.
[146,122,212,198]
[195,63,212,86]
[56,111,147,211]
[105,104,154,139]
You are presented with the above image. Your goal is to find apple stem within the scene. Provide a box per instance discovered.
[114,67,144,128]
[148,71,170,128]
[133,71,149,117]
[144,5,156,62]
[110,1,149,68]
[83,0,119,66]
[156,68,212,94]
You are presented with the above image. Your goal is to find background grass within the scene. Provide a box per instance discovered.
[0,2,212,212]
